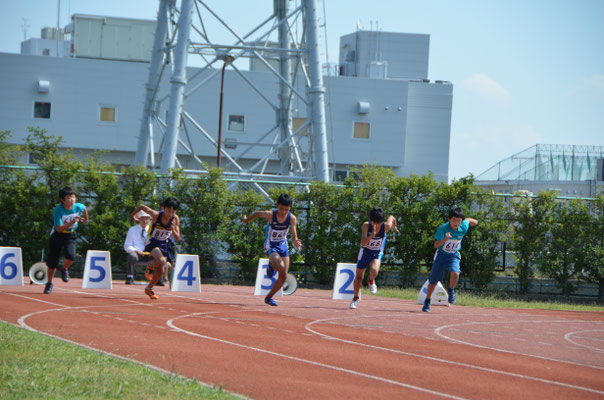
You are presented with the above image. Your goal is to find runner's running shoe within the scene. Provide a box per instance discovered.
[145,287,158,300]
[265,297,278,306]
[448,288,456,304]
[60,267,70,282]
[422,298,431,312]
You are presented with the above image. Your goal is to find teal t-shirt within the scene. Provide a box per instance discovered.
[52,203,85,234]
[435,219,470,255]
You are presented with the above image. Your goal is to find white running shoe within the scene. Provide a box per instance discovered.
[369,282,378,294]
[349,299,359,309]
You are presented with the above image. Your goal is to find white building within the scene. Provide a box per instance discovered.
[0,15,453,182]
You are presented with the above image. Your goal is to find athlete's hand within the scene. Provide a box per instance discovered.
[242,215,249,224]
[391,218,399,233]
[445,232,452,240]
[293,239,302,250]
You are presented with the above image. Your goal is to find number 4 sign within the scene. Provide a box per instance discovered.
[0,247,24,286]
[332,263,358,300]
[171,254,201,293]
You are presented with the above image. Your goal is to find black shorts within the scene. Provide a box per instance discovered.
[143,244,168,259]
[47,231,77,269]
[166,240,176,263]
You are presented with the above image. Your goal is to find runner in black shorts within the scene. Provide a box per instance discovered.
[45,187,89,294]
[131,197,181,300]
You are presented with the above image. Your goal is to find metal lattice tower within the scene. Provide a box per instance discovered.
[135,0,330,195]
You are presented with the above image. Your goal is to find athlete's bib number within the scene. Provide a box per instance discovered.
[62,213,79,224]
[365,238,383,251]
[270,229,287,242]
[151,227,172,241]
[442,239,460,253]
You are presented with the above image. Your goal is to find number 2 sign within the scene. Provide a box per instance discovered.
[332,263,358,300]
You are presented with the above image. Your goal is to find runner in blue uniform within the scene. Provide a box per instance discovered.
[243,194,301,306]
[350,207,398,309]
[131,197,181,300]
[422,207,478,312]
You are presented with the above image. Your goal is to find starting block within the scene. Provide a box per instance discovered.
[417,279,449,306]
[0,247,24,286]
[254,258,283,296]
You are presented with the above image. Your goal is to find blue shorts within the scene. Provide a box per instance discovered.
[265,241,289,258]
[428,251,460,284]
[356,248,383,269]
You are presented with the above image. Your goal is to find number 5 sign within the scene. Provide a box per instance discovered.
[253,258,283,296]
[82,250,112,289]
[171,254,201,293]
[0,247,24,286]
[332,263,359,300]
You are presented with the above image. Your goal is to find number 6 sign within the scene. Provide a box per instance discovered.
[82,250,112,289]
[332,263,358,300]
[0,247,24,286]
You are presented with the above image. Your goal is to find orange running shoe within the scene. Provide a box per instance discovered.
[145,287,158,300]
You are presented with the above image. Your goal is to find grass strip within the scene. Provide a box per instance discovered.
[0,322,241,400]
[373,288,604,312]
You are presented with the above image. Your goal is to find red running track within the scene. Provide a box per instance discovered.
[1,280,603,399]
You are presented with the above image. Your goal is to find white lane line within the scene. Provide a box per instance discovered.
[167,312,467,400]
[304,315,604,396]
[564,330,604,353]
[4,292,72,308]
[14,299,245,399]
[435,320,604,371]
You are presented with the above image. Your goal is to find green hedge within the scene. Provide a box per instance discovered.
[1,128,603,299]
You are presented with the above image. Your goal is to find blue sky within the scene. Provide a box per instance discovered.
[1,0,603,180]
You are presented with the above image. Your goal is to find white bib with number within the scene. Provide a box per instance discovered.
[442,238,461,253]
[151,226,172,241]
[268,227,288,242]
[364,237,384,251]
[62,213,79,224]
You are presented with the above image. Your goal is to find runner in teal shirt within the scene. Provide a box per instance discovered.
[45,187,88,294]
[422,207,478,312]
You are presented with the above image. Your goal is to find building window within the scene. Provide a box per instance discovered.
[292,117,308,136]
[353,121,370,139]
[100,105,117,122]
[228,114,245,132]
[334,170,347,182]
[42,49,50,56]
[33,101,51,119]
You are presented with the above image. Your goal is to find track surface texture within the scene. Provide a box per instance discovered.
[2,280,603,399]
